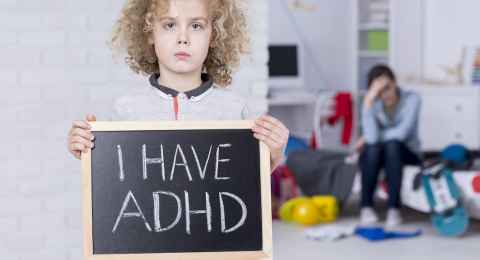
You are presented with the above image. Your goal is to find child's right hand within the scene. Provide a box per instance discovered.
[67,114,96,159]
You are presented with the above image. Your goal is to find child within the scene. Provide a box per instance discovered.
[67,0,289,171]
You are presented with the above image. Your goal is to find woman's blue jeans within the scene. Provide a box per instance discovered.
[360,140,421,209]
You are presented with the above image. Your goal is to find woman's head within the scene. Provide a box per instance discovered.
[367,64,398,107]
[110,0,249,86]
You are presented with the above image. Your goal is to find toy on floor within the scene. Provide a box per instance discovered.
[305,225,422,242]
[279,196,338,226]
[422,163,469,237]
[355,227,422,242]
[305,224,355,241]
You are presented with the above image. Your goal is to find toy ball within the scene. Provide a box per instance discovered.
[278,197,310,222]
[441,144,472,169]
[311,195,339,223]
[291,200,321,226]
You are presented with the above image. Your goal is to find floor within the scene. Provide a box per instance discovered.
[272,201,480,260]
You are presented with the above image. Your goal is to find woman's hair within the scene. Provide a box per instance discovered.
[109,0,249,87]
[367,64,396,88]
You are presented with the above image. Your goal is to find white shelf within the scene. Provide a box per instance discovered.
[358,50,389,58]
[268,95,317,106]
[356,88,368,95]
[358,22,389,31]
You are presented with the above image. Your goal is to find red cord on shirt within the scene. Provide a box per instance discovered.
[173,96,179,120]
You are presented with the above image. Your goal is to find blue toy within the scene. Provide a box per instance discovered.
[441,144,472,170]
[355,227,422,242]
[284,136,309,157]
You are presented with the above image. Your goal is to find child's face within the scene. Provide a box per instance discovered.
[151,0,212,77]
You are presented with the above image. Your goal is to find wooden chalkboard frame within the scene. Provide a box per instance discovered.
[81,121,272,260]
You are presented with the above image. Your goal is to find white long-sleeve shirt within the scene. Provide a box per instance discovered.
[110,73,257,121]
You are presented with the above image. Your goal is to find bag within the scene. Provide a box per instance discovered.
[271,165,299,219]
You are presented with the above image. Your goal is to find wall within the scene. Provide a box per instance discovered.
[268,0,353,91]
[268,0,353,147]
[423,0,480,83]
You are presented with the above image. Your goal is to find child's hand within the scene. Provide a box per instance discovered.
[252,115,289,171]
[67,114,96,160]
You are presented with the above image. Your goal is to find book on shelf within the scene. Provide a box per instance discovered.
[464,47,480,85]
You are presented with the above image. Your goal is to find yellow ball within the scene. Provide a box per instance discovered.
[278,197,310,222]
[291,200,321,226]
[311,195,338,223]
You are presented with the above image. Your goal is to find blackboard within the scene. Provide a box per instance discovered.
[81,121,272,260]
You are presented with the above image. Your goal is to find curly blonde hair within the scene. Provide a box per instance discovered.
[110,0,249,86]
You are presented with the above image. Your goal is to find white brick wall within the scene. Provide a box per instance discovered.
[0,1,268,259]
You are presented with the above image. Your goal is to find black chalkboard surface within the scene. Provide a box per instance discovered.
[81,121,272,260]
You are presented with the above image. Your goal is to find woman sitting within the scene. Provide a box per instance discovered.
[356,65,421,227]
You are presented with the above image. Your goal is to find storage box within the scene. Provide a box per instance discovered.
[367,31,389,51]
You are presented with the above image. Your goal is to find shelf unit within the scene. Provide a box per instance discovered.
[353,0,391,92]
[352,0,425,94]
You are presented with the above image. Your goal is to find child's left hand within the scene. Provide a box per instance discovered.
[252,115,290,171]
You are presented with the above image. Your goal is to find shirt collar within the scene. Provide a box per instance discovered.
[149,73,214,100]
